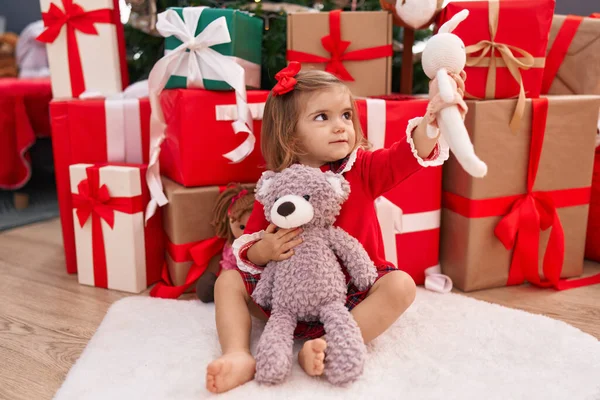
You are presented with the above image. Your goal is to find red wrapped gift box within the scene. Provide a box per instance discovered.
[355,97,447,289]
[438,0,555,131]
[0,78,52,189]
[157,89,269,187]
[51,96,151,274]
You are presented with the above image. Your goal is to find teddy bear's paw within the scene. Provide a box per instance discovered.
[322,324,368,385]
[324,349,366,386]
[255,348,293,385]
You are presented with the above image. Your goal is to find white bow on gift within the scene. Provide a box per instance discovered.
[376,197,453,294]
[145,7,255,222]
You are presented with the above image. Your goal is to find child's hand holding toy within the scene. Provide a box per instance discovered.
[422,10,488,178]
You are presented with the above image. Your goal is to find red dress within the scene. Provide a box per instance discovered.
[232,117,447,339]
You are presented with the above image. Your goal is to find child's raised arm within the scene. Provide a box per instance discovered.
[359,117,448,199]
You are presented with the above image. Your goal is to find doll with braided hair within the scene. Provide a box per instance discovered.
[195,184,255,302]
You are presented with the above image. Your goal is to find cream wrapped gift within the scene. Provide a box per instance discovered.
[69,163,163,293]
[37,0,129,99]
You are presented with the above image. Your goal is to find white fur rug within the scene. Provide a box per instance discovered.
[54,289,600,400]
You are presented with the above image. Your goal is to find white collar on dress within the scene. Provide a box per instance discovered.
[339,148,358,174]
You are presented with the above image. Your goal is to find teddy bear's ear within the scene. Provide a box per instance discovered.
[255,170,277,202]
[325,173,350,202]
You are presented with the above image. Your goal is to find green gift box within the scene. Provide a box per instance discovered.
[163,7,263,90]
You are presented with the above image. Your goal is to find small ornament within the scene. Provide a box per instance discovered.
[380,0,443,29]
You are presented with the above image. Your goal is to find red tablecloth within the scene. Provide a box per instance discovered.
[0,78,52,189]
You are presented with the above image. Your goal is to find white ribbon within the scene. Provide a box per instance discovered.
[375,197,452,294]
[79,80,149,164]
[167,52,262,90]
[424,265,453,294]
[145,7,255,222]
[215,102,265,121]
[366,98,387,150]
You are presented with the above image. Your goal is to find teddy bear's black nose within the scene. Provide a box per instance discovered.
[277,201,295,217]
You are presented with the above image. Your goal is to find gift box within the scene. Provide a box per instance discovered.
[69,164,163,293]
[355,97,450,291]
[51,95,151,274]
[287,10,393,97]
[157,89,268,187]
[37,0,128,99]
[438,0,555,131]
[440,95,600,292]
[542,14,600,95]
[153,178,255,298]
[163,7,263,90]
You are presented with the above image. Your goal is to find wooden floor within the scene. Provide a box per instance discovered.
[1,218,599,400]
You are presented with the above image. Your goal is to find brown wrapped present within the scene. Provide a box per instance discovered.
[287,10,393,97]
[162,178,224,295]
[542,15,600,95]
[440,95,600,292]
[156,179,255,297]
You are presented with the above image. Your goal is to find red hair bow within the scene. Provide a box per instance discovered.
[272,62,301,96]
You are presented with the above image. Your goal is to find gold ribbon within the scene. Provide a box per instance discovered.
[464,0,544,133]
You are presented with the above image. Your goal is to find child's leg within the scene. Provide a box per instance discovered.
[206,270,265,393]
[350,270,416,343]
[298,270,416,375]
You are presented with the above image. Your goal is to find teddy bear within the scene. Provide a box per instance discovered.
[251,164,378,386]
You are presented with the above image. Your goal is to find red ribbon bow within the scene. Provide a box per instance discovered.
[71,166,144,289]
[494,191,564,287]
[73,180,115,229]
[150,236,226,299]
[37,0,121,97]
[272,62,301,96]
[287,10,393,81]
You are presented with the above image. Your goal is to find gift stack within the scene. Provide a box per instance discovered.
[142,6,268,299]
[40,0,164,293]
[436,0,600,291]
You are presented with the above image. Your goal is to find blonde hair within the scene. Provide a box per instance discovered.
[261,69,368,172]
[211,183,255,243]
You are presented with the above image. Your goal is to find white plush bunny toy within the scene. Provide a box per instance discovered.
[422,10,488,178]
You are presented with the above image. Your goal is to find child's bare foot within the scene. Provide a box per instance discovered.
[206,351,256,393]
[298,338,327,376]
